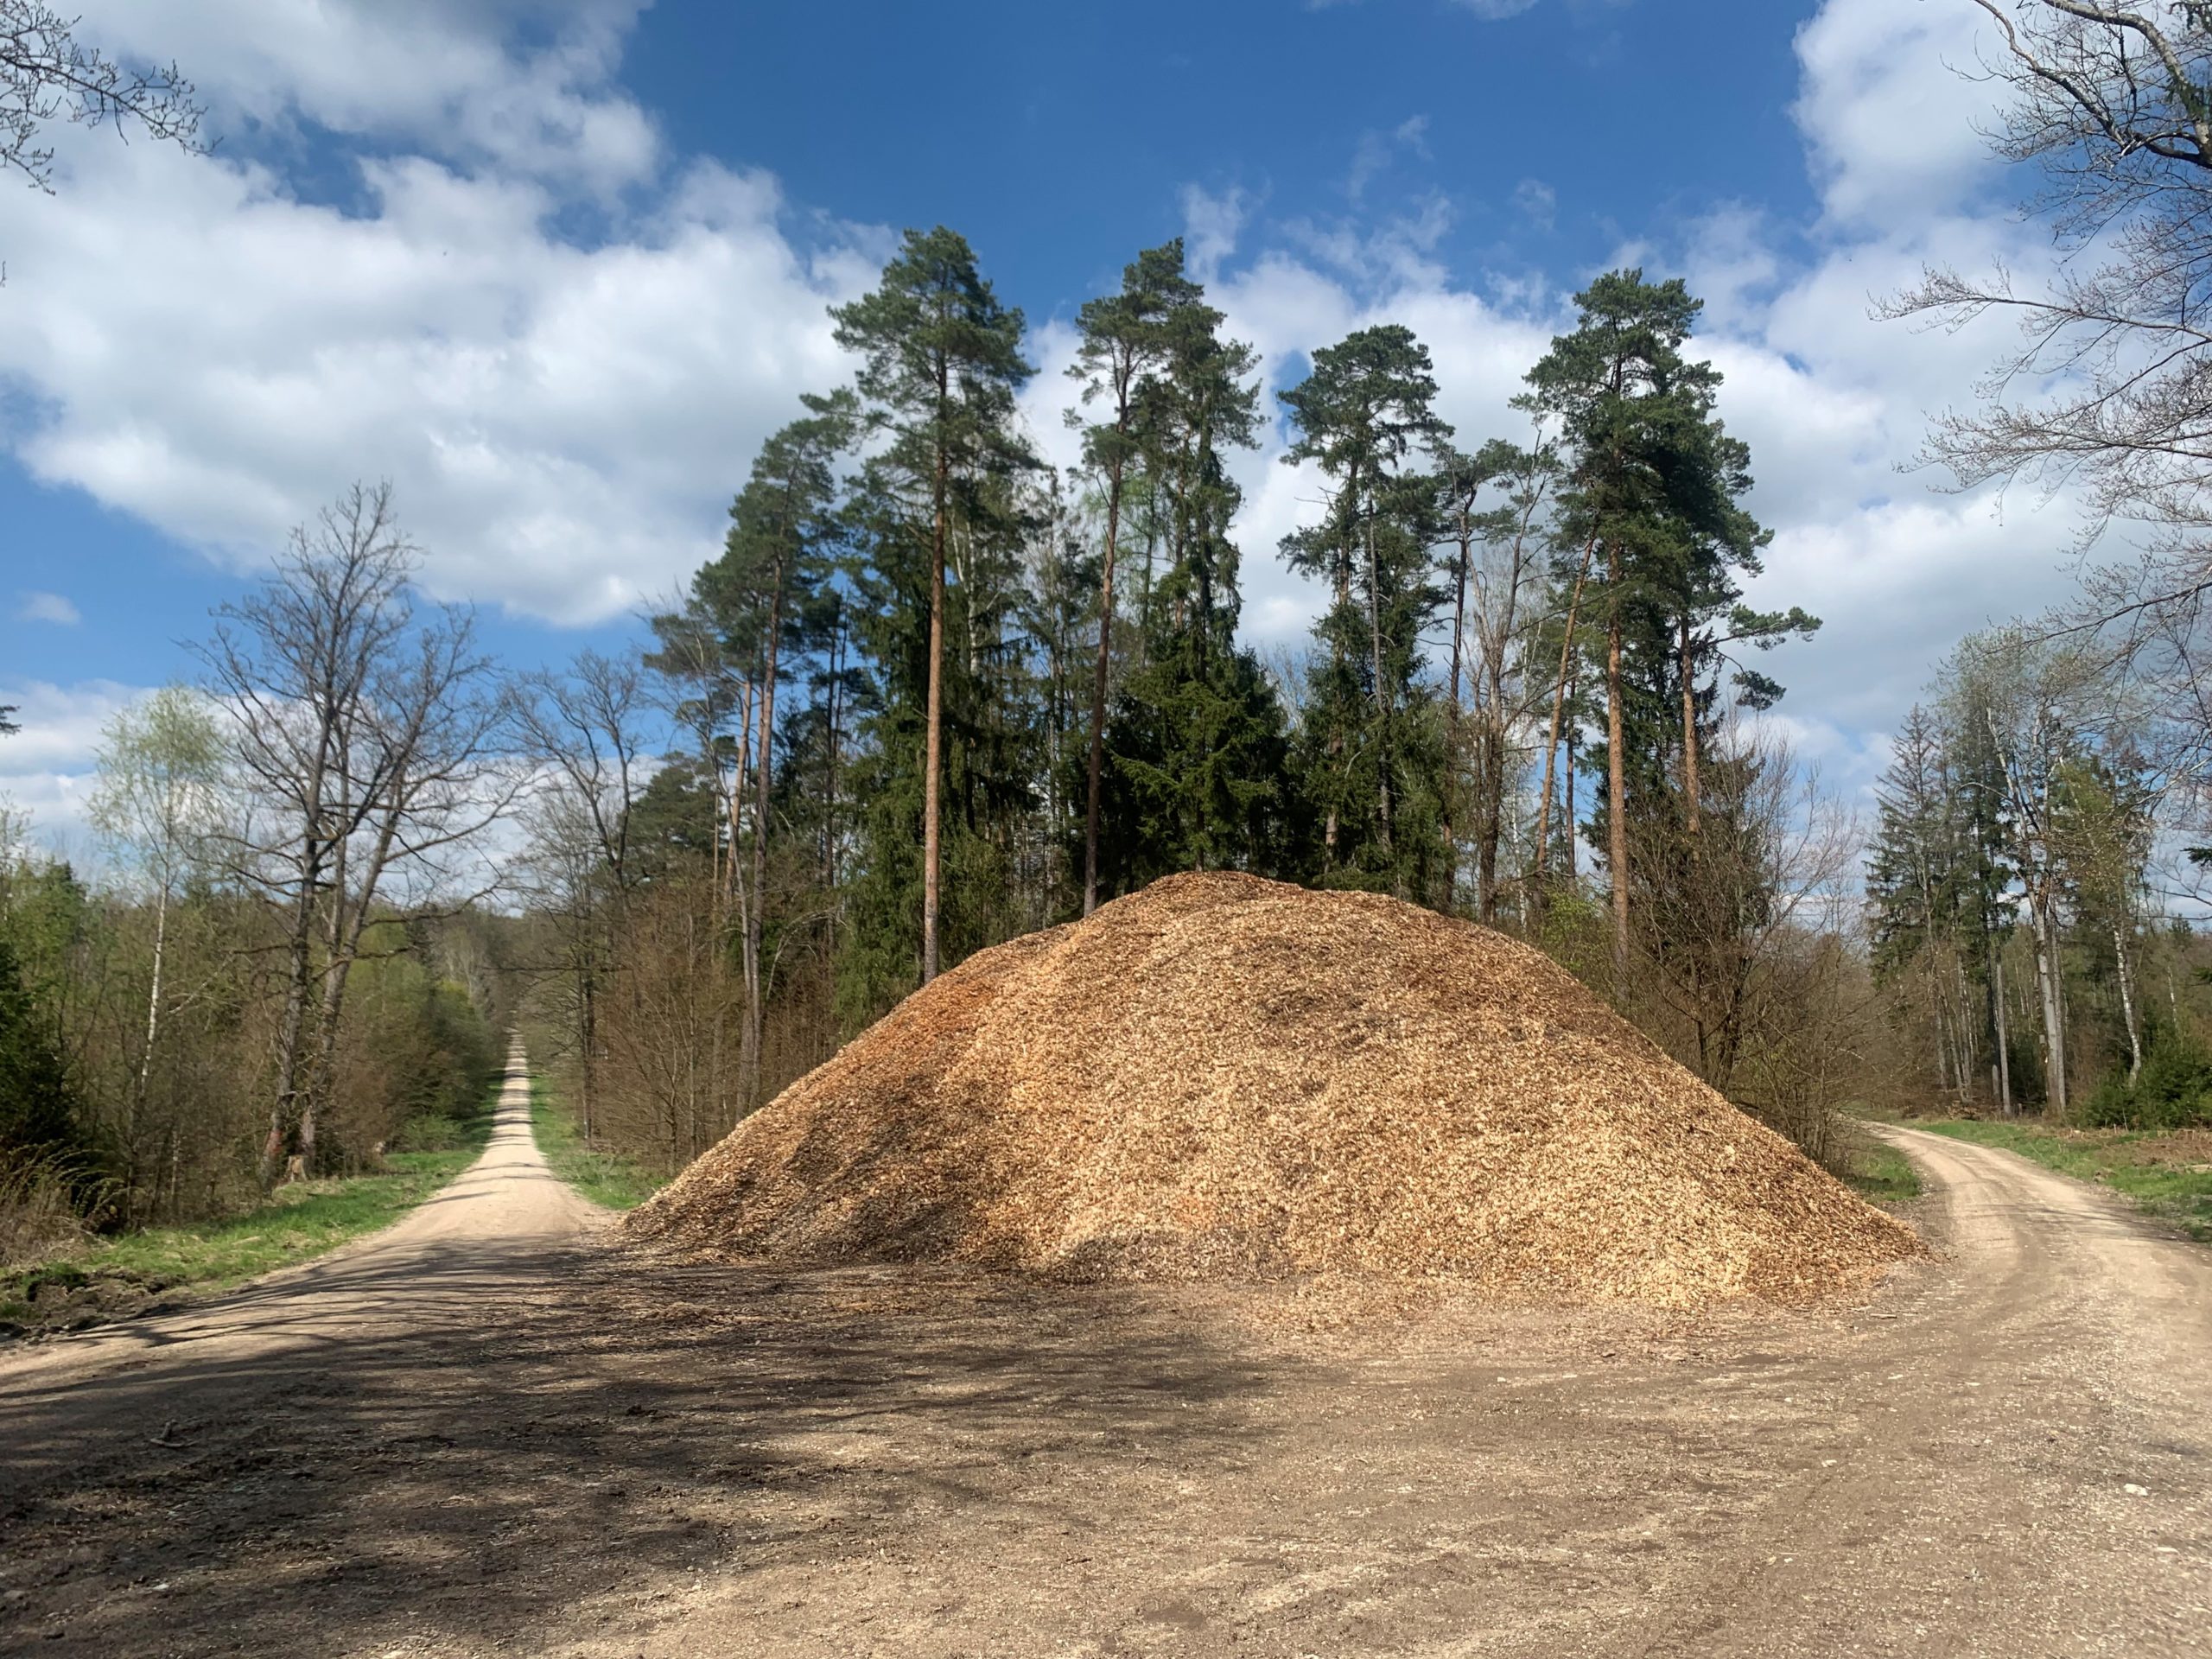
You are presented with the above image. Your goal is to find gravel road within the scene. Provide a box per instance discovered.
[1,1081,2205,1656]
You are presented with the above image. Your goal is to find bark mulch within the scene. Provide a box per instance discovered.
[626,873,1920,1306]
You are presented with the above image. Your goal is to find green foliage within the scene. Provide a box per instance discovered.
[2079,1027,2212,1129]
[1279,324,1455,895]
[0,936,79,1167]
[1844,1134,1923,1205]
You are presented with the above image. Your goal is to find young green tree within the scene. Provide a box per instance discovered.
[832,228,1033,982]
[88,686,225,1152]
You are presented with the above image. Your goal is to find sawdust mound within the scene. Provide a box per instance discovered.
[626,874,1919,1306]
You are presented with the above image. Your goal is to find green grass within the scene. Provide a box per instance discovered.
[1843,1130,1923,1205]
[1916,1118,2212,1243]
[1,1079,500,1328]
[528,1073,667,1211]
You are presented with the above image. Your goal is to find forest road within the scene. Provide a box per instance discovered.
[0,1109,2208,1656]
[0,1041,604,1499]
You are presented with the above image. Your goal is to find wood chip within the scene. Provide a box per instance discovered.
[625,874,1922,1309]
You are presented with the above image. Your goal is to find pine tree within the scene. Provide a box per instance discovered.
[1280,325,1455,896]
[1093,249,1295,887]
[831,227,1034,983]
[1069,241,1193,915]
[696,391,857,1105]
[1524,270,1798,958]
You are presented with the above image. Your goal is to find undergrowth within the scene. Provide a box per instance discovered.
[1842,1130,1922,1205]
[528,1074,666,1211]
[0,1079,499,1334]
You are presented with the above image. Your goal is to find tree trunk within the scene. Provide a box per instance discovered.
[2031,897,2068,1116]
[1605,556,1630,965]
[923,428,948,984]
[2115,922,2144,1083]
[264,887,317,1188]
[580,964,596,1142]
[1083,459,1125,917]
[1444,520,1469,913]
[135,883,168,1125]
[742,554,785,1109]
[1992,944,2014,1117]
[1678,612,1701,835]
[1368,512,1393,870]
[1529,536,1593,911]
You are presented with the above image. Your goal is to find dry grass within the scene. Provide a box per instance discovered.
[628,874,1922,1306]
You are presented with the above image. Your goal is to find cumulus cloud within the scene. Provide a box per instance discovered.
[1179,183,1254,285]
[16,593,80,626]
[1792,0,2010,227]
[0,3,874,626]
[0,679,143,855]
[0,0,2094,809]
[1122,0,2094,805]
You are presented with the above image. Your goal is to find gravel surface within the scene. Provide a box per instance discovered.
[1,1065,2205,1656]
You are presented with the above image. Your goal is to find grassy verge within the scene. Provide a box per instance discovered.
[527,1072,667,1211]
[1841,1128,1923,1205]
[1,1078,500,1334]
[1916,1118,2212,1243]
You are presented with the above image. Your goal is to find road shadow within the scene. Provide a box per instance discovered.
[0,1240,1277,1656]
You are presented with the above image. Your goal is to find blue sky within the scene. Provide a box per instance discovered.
[0,0,2077,848]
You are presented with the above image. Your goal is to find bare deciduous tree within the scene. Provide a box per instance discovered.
[198,484,511,1185]
[2,3,201,193]
[513,650,652,1141]
[1888,3,2212,563]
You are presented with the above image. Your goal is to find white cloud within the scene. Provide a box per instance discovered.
[1511,178,1557,233]
[1454,0,1542,17]
[1179,183,1254,286]
[0,0,2100,791]
[0,679,143,857]
[76,1,660,192]
[1792,0,2008,226]
[1128,0,2096,780]
[0,3,873,626]
[16,592,81,626]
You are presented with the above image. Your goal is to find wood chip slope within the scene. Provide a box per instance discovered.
[626,873,1920,1306]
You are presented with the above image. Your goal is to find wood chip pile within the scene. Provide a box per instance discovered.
[626,873,1920,1306]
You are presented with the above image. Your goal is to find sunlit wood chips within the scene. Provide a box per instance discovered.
[625,874,1922,1307]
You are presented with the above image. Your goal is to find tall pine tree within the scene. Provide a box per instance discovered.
[831,227,1033,984]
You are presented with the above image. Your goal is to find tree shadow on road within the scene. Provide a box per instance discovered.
[0,1240,1278,1656]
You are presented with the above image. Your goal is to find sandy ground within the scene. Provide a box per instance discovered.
[1,1065,2207,1656]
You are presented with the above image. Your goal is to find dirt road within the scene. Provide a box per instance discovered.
[2,1097,2206,1656]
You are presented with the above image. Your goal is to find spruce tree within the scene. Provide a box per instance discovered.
[1096,262,1291,886]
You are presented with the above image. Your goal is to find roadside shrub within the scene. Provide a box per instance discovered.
[387,1110,471,1154]
[2079,1028,2212,1129]
[0,1154,89,1269]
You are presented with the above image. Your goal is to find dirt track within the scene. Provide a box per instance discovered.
[2,1066,2207,1656]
